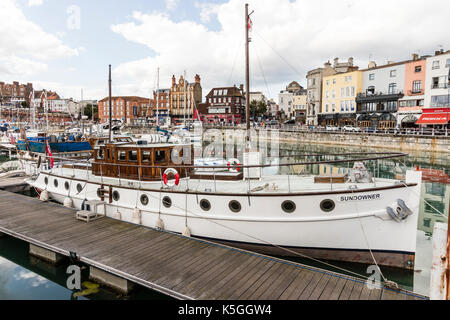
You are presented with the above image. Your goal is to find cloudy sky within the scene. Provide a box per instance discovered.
[1,0,449,101]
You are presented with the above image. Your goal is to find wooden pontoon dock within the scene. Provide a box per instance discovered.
[0,189,428,300]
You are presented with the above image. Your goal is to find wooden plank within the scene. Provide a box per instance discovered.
[278,269,314,300]
[308,273,331,300]
[296,271,324,300]
[349,281,365,300]
[259,264,301,300]
[238,262,285,300]
[221,258,276,300]
[338,279,355,300]
[327,277,348,300]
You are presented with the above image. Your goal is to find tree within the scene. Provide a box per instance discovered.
[249,99,268,118]
[83,104,98,120]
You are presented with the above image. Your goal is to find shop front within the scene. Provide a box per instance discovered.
[416,107,450,128]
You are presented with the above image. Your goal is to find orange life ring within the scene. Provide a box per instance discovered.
[163,168,180,187]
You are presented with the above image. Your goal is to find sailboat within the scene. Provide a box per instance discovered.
[23,4,422,270]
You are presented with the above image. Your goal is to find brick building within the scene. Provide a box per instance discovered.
[98,96,153,125]
[200,85,246,124]
[169,74,202,123]
[0,81,33,106]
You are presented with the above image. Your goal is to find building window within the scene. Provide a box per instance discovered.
[326,80,329,86]
[390,70,397,77]
[345,87,349,97]
[351,86,355,96]
[340,88,344,97]
[412,80,422,93]
[369,73,375,80]
[332,79,336,84]
[388,83,397,94]
[325,104,329,112]
[431,95,450,107]
[432,61,440,70]
[332,90,335,98]
[332,104,335,112]
[415,65,422,73]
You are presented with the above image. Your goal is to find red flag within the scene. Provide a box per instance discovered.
[46,140,54,169]
[9,134,15,145]
[194,109,200,120]
[248,17,253,31]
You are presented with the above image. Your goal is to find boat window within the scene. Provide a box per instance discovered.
[200,199,211,211]
[64,181,69,190]
[118,150,126,161]
[320,199,335,212]
[162,196,172,208]
[54,179,58,188]
[281,200,296,213]
[128,150,138,162]
[76,183,83,193]
[44,176,48,185]
[140,194,149,206]
[142,150,151,162]
[155,150,166,163]
[97,149,104,160]
[229,200,241,213]
[112,190,120,201]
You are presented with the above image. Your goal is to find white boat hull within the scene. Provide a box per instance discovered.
[27,169,422,269]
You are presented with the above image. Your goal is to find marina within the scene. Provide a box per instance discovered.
[0,0,449,307]
[0,188,427,300]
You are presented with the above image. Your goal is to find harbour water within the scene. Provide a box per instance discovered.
[0,141,448,299]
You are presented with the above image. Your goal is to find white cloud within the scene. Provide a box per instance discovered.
[0,0,77,80]
[27,0,43,7]
[109,0,450,100]
[194,1,220,23]
[165,0,179,11]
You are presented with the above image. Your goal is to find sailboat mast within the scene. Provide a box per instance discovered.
[156,67,159,126]
[184,70,186,127]
[245,3,250,136]
[108,64,112,142]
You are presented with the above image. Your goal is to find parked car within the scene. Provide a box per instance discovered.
[326,125,339,132]
[342,125,361,132]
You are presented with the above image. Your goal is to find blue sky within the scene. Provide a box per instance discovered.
[2,0,450,101]
[17,0,226,99]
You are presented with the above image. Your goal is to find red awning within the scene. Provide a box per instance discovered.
[416,113,449,125]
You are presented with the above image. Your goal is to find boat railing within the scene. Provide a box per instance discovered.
[29,151,415,193]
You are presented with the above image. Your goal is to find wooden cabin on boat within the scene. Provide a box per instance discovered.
[92,143,193,181]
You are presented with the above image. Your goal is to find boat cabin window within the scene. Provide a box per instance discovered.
[155,150,166,162]
[128,150,138,162]
[142,151,151,162]
[118,150,126,161]
[97,149,104,160]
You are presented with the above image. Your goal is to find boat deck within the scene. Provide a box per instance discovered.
[46,166,396,194]
[0,189,427,300]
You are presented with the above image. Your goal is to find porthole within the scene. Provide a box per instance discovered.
[97,188,104,198]
[162,196,172,208]
[112,190,120,202]
[228,200,241,213]
[53,179,58,188]
[44,176,48,185]
[76,183,83,193]
[64,181,70,190]
[281,200,296,213]
[140,194,149,206]
[320,199,335,212]
[200,199,211,211]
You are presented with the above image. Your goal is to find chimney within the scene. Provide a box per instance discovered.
[333,57,339,67]
[387,61,394,65]
[412,53,419,61]
[435,50,441,56]
[368,61,377,69]
[194,74,201,84]
[348,57,354,65]
[324,60,332,68]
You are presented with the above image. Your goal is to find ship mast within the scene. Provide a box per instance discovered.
[108,64,112,142]
[156,67,159,126]
[245,3,253,142]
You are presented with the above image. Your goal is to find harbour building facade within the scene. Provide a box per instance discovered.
[356,61,406,129]
[320,69,362,126]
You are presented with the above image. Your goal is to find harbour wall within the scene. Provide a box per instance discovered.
[124,126,450,154]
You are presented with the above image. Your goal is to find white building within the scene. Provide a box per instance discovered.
[424,50,450,110]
